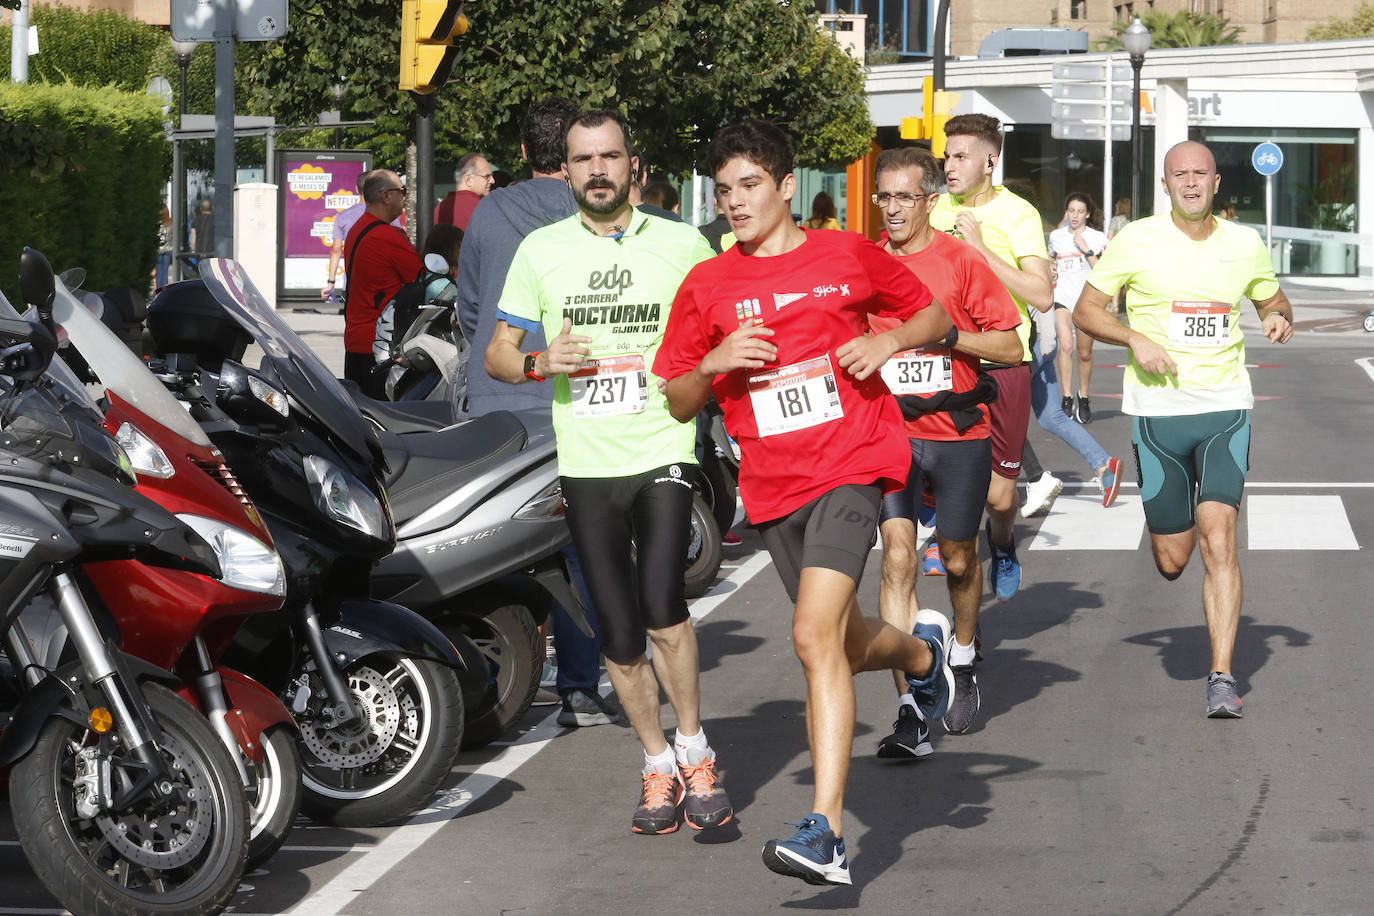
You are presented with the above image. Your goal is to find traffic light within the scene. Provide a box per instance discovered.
[898,77,961,158]
[399,1,468,94]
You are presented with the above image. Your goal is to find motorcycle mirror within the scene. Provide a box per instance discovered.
[57,267,87,292]
[19,248,56,331]
[0,316,58,382]
[423,252,450,275]
[217,358,291,432]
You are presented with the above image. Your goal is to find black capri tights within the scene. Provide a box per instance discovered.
[559,464,695,664]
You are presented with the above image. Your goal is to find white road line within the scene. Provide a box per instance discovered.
[1357,356,1374,385]
[1247,495,1360,550]
[287,553,773,915]
[1029,494,1146,550]
[1055,481,1374,490]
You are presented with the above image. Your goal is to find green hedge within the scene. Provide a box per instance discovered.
[0,83,165,300]
[0,5,166,92]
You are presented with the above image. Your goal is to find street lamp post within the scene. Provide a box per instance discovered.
[1123,18,1151,221]
[170,38,197,283]
[330,82,347,149]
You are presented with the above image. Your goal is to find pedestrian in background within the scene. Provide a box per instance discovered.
[803,191,841,230]
[156,205,173,290]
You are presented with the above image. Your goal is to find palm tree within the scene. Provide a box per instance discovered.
[1099,10,1243,50]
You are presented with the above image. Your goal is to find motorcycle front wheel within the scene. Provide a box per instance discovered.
[683,494,723,599]
[244,724,303,870]
[10,682,249,916]
[297,655,463,827]
[438,604,542,750]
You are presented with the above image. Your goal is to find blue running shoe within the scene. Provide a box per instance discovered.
[986,518,1021,601]
[762,813,851,886]
[906,608,954,721]
[921,538,946,576]
[917,486,937,529]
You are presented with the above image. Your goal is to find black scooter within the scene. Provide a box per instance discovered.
[144,260,473,828]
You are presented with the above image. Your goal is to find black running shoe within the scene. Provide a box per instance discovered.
[1075,396,1093,424]
[876,704,932,759]
[941,664,981,734]
[1061,394,1075,417]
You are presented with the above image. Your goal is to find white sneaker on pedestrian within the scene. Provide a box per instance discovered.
[1021,472,1063,518]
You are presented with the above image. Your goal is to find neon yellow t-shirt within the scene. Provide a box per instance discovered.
[1086,213,1279,417]
[931,186,1041,362]
[498,208,713,477]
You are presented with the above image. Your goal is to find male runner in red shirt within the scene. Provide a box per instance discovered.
[655,120,954,887]
[868,147,1023,755]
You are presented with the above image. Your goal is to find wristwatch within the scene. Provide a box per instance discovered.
[942,326,959,349]
[523,351,546,382]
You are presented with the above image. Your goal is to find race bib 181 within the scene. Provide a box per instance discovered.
[747,354,844,437]
[569,354,648,417]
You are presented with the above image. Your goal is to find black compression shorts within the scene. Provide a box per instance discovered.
[560,464,695,665]
[758,484,882,603]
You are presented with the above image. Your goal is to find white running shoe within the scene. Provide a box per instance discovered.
[1021,472,1063,518]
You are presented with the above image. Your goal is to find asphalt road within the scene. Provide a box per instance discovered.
[3,293,1372,915]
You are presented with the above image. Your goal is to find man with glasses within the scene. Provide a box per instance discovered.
[868,147,1023,757]
[341,169,420,396]
[435,151,496,230]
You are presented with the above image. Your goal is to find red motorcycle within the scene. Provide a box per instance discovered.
[53,283,302,868]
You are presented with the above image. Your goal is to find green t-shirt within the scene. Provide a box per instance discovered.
[931,186,1041,362]
[1087,213,1280,417]
[498,208,713,477]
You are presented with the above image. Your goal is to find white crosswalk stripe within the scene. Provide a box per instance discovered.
[1246,494,1360,550]
[1028,492,1362,551]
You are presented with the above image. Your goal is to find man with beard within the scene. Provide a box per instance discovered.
[485,110,732,836]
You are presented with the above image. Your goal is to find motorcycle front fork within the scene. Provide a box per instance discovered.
[189,637,250,784]
[48,571,175,805]
[297,601,362,728]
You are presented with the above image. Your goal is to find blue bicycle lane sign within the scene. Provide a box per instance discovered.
[1252,142,1283,176]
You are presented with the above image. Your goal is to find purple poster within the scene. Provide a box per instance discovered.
[276,150,370,300]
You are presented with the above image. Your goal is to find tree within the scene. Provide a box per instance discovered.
[1308,3,1374,40]
[1098,10,1243,50]
[240,0,875,175]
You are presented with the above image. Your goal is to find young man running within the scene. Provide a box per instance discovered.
[1073,140,1294,718]
[931,114,1053,605]
[869,148,1023,749]
[656,120,955,887]
[485,110,732,834]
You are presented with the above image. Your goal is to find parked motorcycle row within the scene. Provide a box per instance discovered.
[0,252,734,915]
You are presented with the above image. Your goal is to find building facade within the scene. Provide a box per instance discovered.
[863,39,1374,288]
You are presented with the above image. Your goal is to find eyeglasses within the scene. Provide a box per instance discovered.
[871,192,932,207]
[382,186,404,196]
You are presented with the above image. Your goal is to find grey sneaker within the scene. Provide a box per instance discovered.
[941,664,981,734]
[876,703,932,759]
[1206,673,1243,718]
[558,689,619,726]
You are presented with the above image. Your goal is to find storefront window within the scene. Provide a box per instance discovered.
[1199,128,1359,277]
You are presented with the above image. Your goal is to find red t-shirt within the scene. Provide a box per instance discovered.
[343,213,421,354]
[655,229,933,524]
[434,190,482,231]
[868,231,1021,441]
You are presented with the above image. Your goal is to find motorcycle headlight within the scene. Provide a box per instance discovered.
[513,479,565,520]
[114,422,175,478]
[302,455,390,540]
[175,513,286,596]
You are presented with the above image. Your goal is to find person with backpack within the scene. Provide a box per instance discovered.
[342,170,420,397]
[374,223,463,366]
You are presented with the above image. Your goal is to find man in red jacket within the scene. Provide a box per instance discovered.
[342,169,419,396]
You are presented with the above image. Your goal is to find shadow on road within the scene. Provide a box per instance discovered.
[1123,614,1311,692]
[695,616,767,675]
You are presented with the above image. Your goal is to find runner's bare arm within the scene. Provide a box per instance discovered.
[952,327,1022,365]
[1073,282,1178,377]
[1252,289,1294,344]
[837,299,951,381]
[663,324,777,422]
[955,212,1054,313]
[484,317,594,384]
[322,235,345,299]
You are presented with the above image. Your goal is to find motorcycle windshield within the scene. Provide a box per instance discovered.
[198,258,377,465]
[0,289,133,480]
[49,279,213,449]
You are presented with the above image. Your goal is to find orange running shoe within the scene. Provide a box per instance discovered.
[631,769,684,835]
[679,752,733,829]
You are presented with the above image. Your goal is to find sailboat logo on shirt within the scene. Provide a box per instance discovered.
[773,292,807,310]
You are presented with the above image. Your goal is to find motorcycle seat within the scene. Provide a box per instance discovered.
[382,411,528,526]
[345,384,457,434]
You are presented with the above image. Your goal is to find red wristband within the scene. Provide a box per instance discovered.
[524,351,546,383]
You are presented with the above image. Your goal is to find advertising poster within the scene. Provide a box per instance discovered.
[275,149,370,305]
